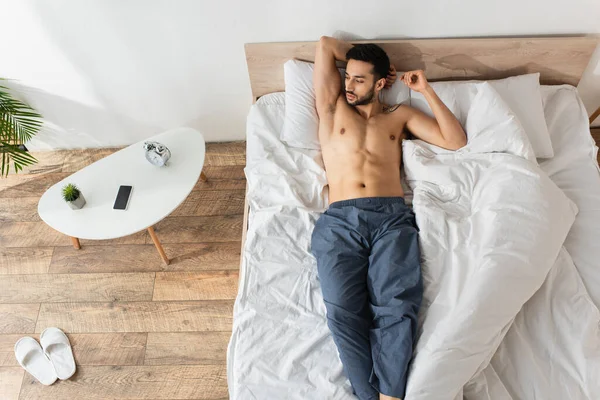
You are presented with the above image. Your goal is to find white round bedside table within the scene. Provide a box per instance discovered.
[37,127,206,265]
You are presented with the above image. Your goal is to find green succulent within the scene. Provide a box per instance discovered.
[62,183,80,202]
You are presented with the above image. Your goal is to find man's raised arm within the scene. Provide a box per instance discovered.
[401,70,467,150]
[314,36,353,117]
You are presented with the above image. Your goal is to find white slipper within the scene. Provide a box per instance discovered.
[14,336,58,385]
[40,327,76,380]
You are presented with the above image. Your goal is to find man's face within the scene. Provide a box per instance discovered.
[345,59,377,106]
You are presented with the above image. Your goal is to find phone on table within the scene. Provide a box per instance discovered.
[113,185,133,210]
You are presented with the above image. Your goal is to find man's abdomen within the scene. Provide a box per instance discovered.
[325,157,405,204]
[327,178,404,204]
[321,132,404,204]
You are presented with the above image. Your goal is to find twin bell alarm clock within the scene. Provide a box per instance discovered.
[143,141,171,167]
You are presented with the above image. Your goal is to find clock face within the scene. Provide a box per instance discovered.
[144,141,170,167]
[146,150,165,166]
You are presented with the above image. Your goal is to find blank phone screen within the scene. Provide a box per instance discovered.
[113,185,132,210]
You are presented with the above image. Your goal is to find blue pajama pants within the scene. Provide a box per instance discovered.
[310,196,422,400]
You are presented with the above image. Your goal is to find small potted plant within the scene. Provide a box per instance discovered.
[62,183,86,210]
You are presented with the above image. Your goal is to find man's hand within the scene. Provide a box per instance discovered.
[401,70,429,93]
[385,64,397,88]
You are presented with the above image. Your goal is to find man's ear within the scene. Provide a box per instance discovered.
[375,77,386,92]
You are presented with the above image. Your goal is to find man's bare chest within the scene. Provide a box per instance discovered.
[330,112,405,153]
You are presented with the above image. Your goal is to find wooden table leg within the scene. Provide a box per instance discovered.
[200,171,208,182]
[70,237,81,250]
[148,226,169,265]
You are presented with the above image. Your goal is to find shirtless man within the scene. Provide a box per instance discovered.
[310,36,466,400]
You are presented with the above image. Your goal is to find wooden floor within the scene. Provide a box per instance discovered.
[592,128,600,165]
[0,142,246,400]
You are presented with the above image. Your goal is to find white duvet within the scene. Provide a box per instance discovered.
[403,83,599,399]
[227,84,600,399]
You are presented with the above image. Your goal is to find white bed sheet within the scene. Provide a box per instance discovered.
[227,86,600,399]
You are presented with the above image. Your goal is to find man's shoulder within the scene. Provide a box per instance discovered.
[382,103,413,123]
[381,103,413,135]
[383,103,402,114]
[383,103,415,114]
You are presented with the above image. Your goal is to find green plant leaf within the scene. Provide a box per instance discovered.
[0,141,38,177]
[0,80,42,176]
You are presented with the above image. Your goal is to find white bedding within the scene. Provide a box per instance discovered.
[227,86,600,399]
[402,83,596,399]
[461,86,600,400]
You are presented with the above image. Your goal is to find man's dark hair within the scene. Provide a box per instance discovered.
[345,44,390,82]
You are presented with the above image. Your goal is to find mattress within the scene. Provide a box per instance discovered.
[227,85,600,399]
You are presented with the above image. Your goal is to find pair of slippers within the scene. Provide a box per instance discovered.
[14,327,76,385]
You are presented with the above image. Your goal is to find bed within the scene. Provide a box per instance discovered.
[227,36,600,399]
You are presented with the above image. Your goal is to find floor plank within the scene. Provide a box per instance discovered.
[0,304,40,334]
[0,273,155,303]
[193,165,246,191]
[0,172,70,199]
[144,332,229,366]
[49,242,241,273]
[172,190,245,217]
[36,301,234,333]
[0,247,53,274]
[69,332,148,366]
[0,222,64,247]
[0,197,41,222]
[153,272,239,301]
[204,141,245,167]
[0,221,148,247]
[0,335,22,367]
[78,230,149,247]
[0,333,147,367]
[148,215,243,244]
[193,178,247,191]
[19,365,228,400]
[0,367,23,400]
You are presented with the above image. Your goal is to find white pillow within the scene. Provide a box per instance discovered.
[409,73,553,158]
[408,82,461,124]
[281,59,410,150]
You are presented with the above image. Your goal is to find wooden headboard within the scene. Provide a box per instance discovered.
[245,36,598,101]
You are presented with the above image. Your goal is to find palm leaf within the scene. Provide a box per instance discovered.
[0,87,43,142]
[0,141,38,177]
[0,141,37,176]
[0,79,42,176]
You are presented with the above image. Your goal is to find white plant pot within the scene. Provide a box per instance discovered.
[67,193,86,210]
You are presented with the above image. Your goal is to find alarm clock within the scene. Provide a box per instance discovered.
[143,141,171,167]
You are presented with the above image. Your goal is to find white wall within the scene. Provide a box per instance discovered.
[1,0,599,150]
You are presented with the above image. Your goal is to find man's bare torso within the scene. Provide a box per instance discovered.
[320,95,408,204]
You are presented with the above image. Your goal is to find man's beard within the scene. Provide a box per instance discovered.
[346,86,375,106]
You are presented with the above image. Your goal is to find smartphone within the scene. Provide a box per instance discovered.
[113,185,132,210]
